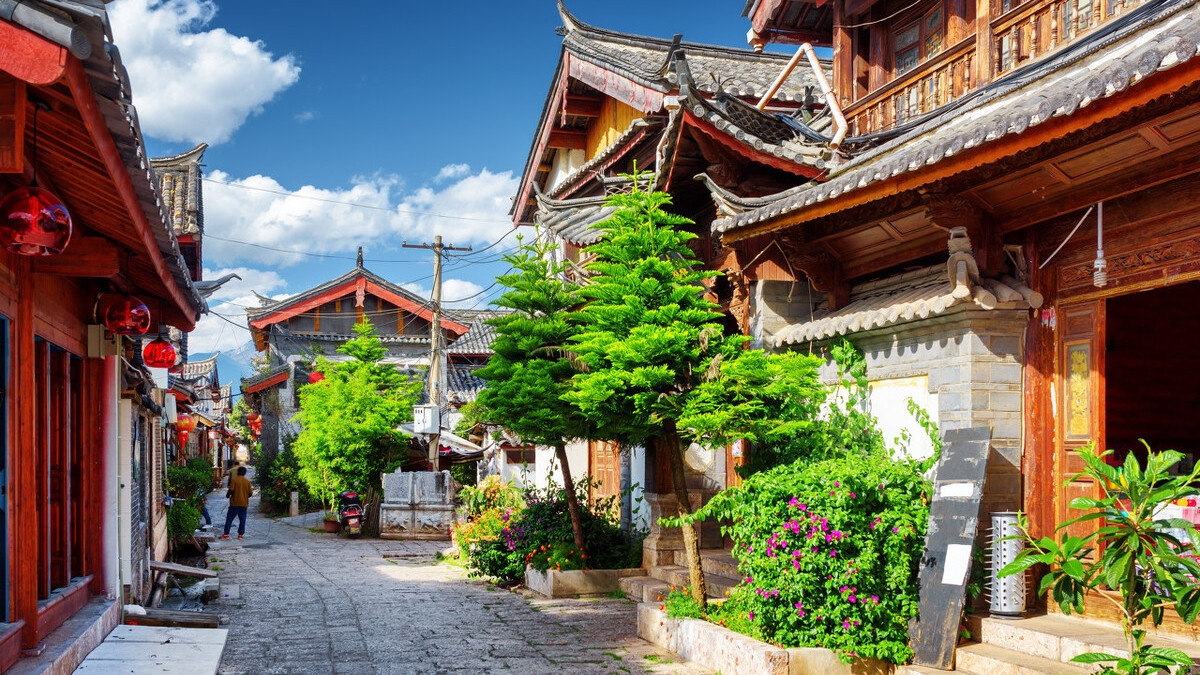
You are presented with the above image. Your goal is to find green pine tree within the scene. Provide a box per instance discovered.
[292,319,422,514]
[475,235,590,552]
[568,178,824,604]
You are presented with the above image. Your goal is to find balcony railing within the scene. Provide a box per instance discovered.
[843,0,1147,136]
[844,38,975,137]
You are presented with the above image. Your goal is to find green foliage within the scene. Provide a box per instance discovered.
[167,461,211,501]
[453,479,642,584]
[254,436,320,514]
[679,446,930,663]
[449,461,478,488]
[292,319,422,512]
[167,500,201,539]
[476,236,589,446]
[1001,443,1200,675]
[458,476,524,520]
[664,587,705,619]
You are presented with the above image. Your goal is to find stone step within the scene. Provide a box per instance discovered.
[618,575,670,604]
[650,565,740,600]
[669,549,741,579]
[969,613,1200,665]
[954,642,1094,675]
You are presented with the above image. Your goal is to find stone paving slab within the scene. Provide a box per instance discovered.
[75,625,227,674]
[200,478,710,675]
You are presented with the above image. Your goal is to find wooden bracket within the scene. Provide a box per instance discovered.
[0,74,25,173]
[792,247,849,311]
[924,192,1002,277]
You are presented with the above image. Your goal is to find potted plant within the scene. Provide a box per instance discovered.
[322,490,340,533]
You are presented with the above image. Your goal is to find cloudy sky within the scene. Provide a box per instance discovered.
[108,0,769,380]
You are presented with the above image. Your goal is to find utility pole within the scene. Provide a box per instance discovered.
[402,235,471,467]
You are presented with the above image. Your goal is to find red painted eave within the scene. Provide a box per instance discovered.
[241,370,288,394]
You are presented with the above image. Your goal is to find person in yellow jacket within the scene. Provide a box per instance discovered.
[220,466,253,540]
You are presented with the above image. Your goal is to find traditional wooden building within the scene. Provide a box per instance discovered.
[241,251,473,461]
[513,2,839,542]
[719,0,1200,641]
[0,1,205,670]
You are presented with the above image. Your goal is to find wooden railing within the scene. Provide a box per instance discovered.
[843,0,1148,135]
[992,0,1145,77]
[844,38,975,136]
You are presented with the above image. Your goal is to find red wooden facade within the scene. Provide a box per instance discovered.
[0,5,203,670]
[732,0,1200,631]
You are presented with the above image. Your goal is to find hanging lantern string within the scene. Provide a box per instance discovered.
[29,96,49,187]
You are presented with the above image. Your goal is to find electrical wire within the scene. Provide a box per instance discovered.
[205,234,426,263]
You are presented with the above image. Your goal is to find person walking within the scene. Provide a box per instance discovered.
[196,487,212,531]
[220,466,253,540]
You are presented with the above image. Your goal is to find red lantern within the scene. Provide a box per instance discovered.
[176,413,196,433]
[101,294,152,335]
[142,337,177,369]
[0,186,73,256]
[178,429,189,445]
[308,371,325,383]
[246,412,260,423]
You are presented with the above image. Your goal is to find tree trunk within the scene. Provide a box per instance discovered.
[555,443,587,556]
[664,420,707,605]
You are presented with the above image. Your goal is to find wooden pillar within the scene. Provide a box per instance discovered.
[1022,233,1056,545]
[84,357,106,595]
[975,0,995,85]
[833,1,854,109]
[11,259,37,649]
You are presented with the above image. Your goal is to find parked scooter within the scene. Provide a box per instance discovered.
[338,490,364,537]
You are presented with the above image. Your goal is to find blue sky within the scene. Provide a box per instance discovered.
[110,0,783,382]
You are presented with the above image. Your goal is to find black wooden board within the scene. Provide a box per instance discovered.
[910,426,991,669]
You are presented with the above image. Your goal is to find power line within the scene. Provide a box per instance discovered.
[205,234,427,263]
[203,177,512,224]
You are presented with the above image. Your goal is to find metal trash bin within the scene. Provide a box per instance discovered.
[990,512,1025,618]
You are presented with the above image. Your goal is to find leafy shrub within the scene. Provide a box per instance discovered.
[458,476,524,520]
[167,463,210,501]
[693,452,930,664]
[454,478,642,584]
[664,587,705,619]
[167,500,201,539]
[255,443,320,514]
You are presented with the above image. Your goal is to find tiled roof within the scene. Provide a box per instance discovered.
[558,1,829,104]
[535,176,637,246]
[771,265,1042,347]
[149,143,206,236]
[181,355,217,378]
[289,332,431,345]
[245,263,433,322]
[715,0,1200,236]
[447,362,487,404]
[240,365,289,393]
[447,313,507,356]
[545,118,661,200]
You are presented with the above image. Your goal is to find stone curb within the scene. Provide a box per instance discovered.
[637,603,892,675]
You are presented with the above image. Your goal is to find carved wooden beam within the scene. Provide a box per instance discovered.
[31,236,123,278]
[0,74,25,173]
[793,248,850,310]
[923,191,1003,277]
[547,129,587,150]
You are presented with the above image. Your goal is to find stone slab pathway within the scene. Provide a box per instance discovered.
[75,626,227,674]
[203,482,709,675]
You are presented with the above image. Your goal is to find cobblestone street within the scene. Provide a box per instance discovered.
[204,490,710,675]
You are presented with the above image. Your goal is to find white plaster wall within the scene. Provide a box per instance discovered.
[545,148,586,192]
[867,375,939,461]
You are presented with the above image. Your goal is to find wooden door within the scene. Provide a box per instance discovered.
[588,440,620,502]
[1056,301,1105,550]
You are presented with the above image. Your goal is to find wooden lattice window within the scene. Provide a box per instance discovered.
[894,4,945,76]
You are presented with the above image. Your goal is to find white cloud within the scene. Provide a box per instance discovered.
[187,267,287,354]
[294,111,317,123]
[109,0,300,144]
[402,278,486,309]
[202,166,518,268]
[436,164,470,181]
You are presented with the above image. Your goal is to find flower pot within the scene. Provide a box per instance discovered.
[323,518,340,533]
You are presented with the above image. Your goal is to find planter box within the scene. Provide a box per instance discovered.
[524,566,645,598]
[638,604,892,675]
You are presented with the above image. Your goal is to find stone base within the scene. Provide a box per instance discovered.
[379,503,455,540]
[10,598,119,675]
[638,604,891,675]
[524,566,646,598]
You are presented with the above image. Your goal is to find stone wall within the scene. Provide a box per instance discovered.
[827,310,1028,522]
[379,470,457,540]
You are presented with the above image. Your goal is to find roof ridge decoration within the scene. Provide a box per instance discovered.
[771,229,1042,348]
[715,0,1200,237]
